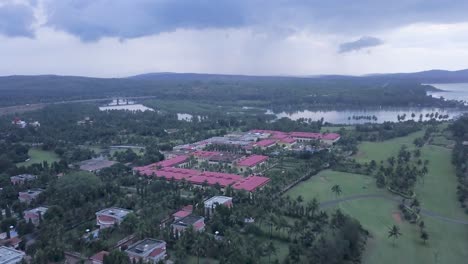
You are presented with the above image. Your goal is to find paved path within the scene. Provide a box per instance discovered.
[320,193,468,225]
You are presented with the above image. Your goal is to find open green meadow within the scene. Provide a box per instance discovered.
[353,130,424,163]
[286,131,468,264]
[321,126,355,133]
[16,148,60,166]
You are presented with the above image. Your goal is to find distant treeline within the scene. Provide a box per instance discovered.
[0,74,462,108]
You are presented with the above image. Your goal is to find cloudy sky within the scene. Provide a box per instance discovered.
[1,0,468,77]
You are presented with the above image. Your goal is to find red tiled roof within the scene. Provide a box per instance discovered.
[280,137,296,144]
[255,139,276,147]
[97,215,116,223]
[149,247,165,257]
[237,155,269,167]
[181,205,193,212]
[173,210,191,219]
[193,221,205,231]
[135,155,270,192]
[233,176,270,192]
[289,132,322,139]
[322,133,341,140]
[90,251,109,263]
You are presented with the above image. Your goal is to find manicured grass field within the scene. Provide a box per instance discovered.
[16,148,60,166]
[288,128,468,264]
[321,126,354,133]
[286,169,468,264]
[353,130,424,163]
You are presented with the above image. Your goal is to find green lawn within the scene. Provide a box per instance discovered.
[321,126,355,133]
[353,131,424,163]
[286,168,468,264]
[16,148,60,166]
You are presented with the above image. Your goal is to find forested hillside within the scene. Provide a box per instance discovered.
[0,74,453,108]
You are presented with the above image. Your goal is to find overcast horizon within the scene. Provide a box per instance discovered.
[1,0,468,78]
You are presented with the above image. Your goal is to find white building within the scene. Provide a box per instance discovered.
[204,196,233,214]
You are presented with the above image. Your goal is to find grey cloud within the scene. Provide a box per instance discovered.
[27,0,468,41]
[0,3,36,38]
[339,36,383,53]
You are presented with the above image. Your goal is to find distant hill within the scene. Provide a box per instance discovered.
[365,69,468,83]
[130,69,468,83]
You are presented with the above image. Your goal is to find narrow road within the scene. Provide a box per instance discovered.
[320,193,468,225]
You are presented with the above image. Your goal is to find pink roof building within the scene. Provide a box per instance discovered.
[155,155,189,167]
[289,132,322,139]
[173,205,193,220]
[237,155,269,167]
[255,139,277,148]
[322,133,341,140]
[280,137,296,144]
[233,176,271,192]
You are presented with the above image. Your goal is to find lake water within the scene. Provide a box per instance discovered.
[272,108,467,124]
[99,104,154,112]
[427,83,468,103]
[269,83,468,124]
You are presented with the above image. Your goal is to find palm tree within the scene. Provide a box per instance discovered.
[388,225,402,246]
[331,184,342,197]
[420,230,429,244]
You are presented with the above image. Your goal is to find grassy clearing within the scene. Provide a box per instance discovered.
[286,168,468,264]
[353,130,424,163]
[16,148,60,166]
[321,126,355,133]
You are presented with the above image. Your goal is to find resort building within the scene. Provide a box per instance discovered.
[235,155,269,172]
[24,206,48,226]
[172,215,205,235]
[95,207,132,229]
[10,174,37,185]
[204,196,233,214]
[18,189,44,204]
[125,239,167,263]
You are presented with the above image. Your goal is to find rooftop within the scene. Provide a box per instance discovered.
[155,155,188,168]
[204,196,232,207]
[90,251,109,263]
[10,174,37,181]
[19,188,44,196]
[322,133,341,140]
[0,246,25,263]
[289,131,322,139]
[136,163,269,191]
[173,215,204,227]
[126,238,166,257]
[24,206,48,215]
[77,158,117,171]
[233,176,271,192]
[96,207,132,219]
[255,139,277,147]
[173,210,191,219]
[237,155,268,167]
[280,137,296,144]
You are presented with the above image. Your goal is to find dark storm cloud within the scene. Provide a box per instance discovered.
[339,36,383,53]
[9,0,468,41]
[44,0,249,41]
[0,3,36,38]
